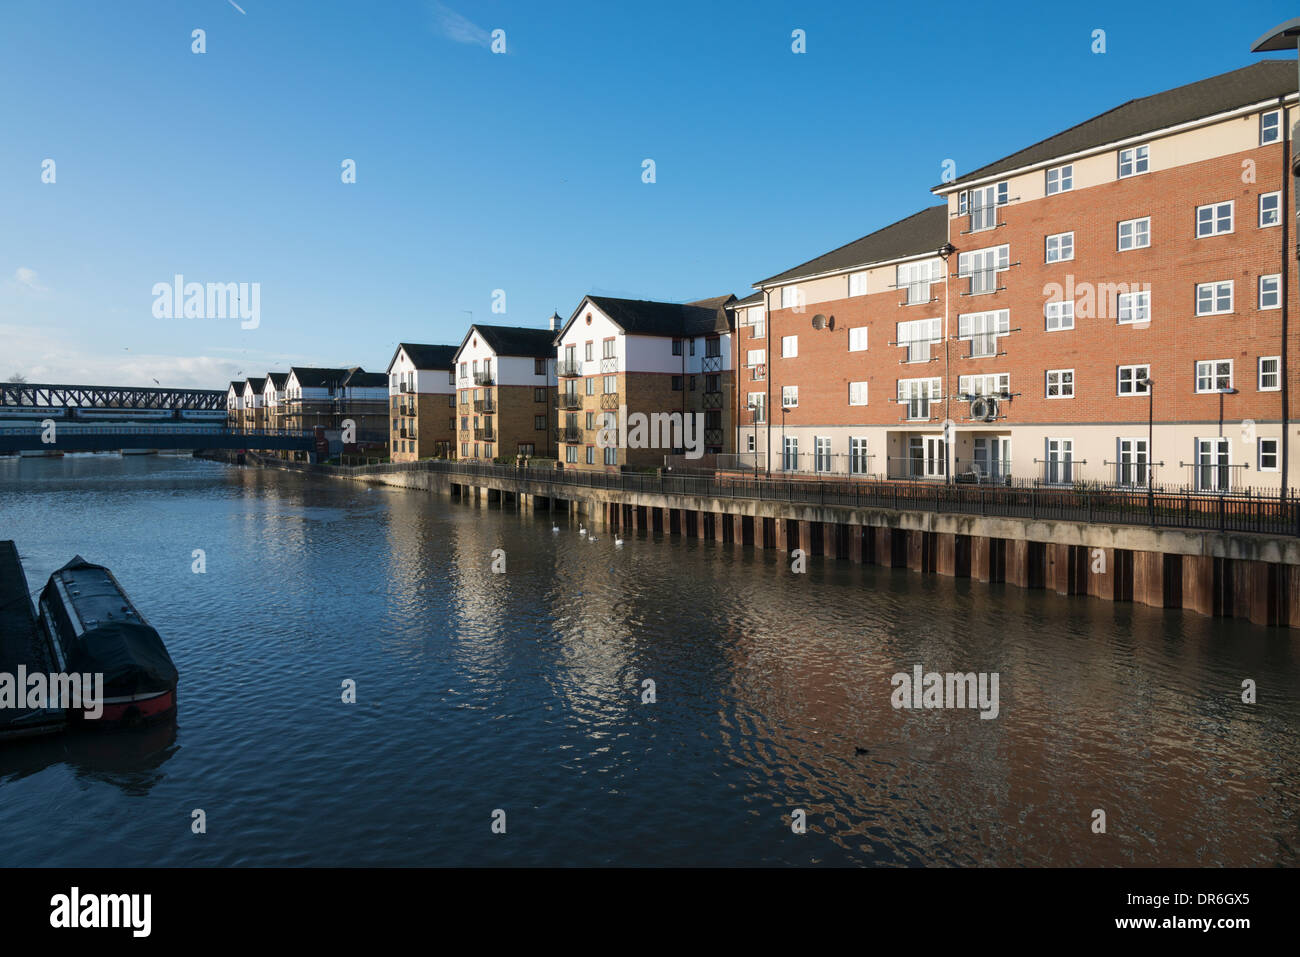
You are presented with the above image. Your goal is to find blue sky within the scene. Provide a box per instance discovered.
[1,0,1296,388]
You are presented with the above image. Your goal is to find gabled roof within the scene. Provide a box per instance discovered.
[287,366,348,388]
[227,380,243,394]
[456,324,555,359]
[732,291,764,307]
[243,376,266,393]
[939,60,1297,190]
[560,295,732,342]
[386,342,459,373]
[756,205,948,287]
[266,372,288,389]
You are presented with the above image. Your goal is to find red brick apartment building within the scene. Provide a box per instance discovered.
[743,61,1299,492]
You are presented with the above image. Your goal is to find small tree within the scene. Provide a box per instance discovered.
[7,373,26,383]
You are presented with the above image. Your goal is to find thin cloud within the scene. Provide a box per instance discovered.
[429,1,491,48]
[228,0,246,14]
[12,267,47,293]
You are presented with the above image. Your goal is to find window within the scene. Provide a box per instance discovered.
[534,387,547,402]
[965,182,1008,231]
[1117,438,1149,487]
[1045,232,1074,263]
[584,342,594,362]
[897,317,942,362]
[1260,437,1280,472]
[689,338,696,356]
[604,375,616,394]
[1196,281,1233,316]
[1195,437,1231,492]
[781,286,802,310]
[897,259,942,305]
[671,376,682,391]
[1045,438,1074,484]
[848,381,868,405]
[748,393,766,423]
[782,385,798,408]
[1259,356,1281,391]
[1196,201,1234,238]
[534,358,546,375]
[781,335,798,358]
[1046,164,1073,195]
[585,377,595,395]
[459,362,468,380]
[671,339,682,356]
[1260,274,1281,310]
[849,271,867,297]
[1117,290,1151,325]
[957,244,1009,295]
[958,372,1009,398]
[746,434,756,453]
[849,327,868,352]
[957,309,1010,357]
[1045,299,1074,331]
[782,436,799,471]
[1046,369,1074,398]
[1117,364,1150,395]
[898,377,941,420]
[1261,110,1281,145]
[814,437,832,473]
[1195,359,1233,392]
[1118,217,1150,250]
[705,337,720,358]
[448,394,456,408]
[1260,191,1281,228]
[750,307,765,338]
[1118,144,1149,178]
[584,446,594,465]
[688,376,696,391]
[565,446,577,463]
[849,437,869,475]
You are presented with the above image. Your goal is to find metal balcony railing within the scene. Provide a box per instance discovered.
[473,428,495,441]
[473,371,494,386]
[556,359,583,377]
[558,393,584,410]
[555,425,583,443]
[473,398,495,413]
[599,393,619,411]
[702,391,723,409]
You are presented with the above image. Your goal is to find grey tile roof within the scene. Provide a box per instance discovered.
[389,343,458,371]
[732,291,764,307]
[266,372,288,388]
[462,324,556,358]
[755,205,948,286]
[581,295,733,338]
[288,367,348,389]
[941,60,1296,189]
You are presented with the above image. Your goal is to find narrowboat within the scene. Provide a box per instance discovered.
[38,557,178,726]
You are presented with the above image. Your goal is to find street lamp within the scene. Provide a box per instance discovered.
[1251,20,1299,500]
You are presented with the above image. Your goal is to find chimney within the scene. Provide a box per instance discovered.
[549,311,560,332]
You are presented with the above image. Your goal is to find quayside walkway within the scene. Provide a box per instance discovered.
[238,455,1300,630]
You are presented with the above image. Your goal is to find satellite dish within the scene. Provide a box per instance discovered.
[811,314,827,330]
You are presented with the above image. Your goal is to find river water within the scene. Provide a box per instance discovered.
[0,454,1296,866]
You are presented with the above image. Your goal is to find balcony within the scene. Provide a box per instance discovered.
[473,371,494,386]
[599,392,619,411]
[473,398,496,413]
[557,359,583,377]
[558,392,584,410]
[702,354,723,372]
[473,427,496,441]
[702,390,723,409]
[400,382,412,393]
[555,425,583,443]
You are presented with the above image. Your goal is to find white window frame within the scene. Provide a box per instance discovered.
[849,437,869,475]
[1195,359,1233,393]
[848,381,869,406]
[781,385,798,408]
[1260,191,1281,228]
[1117,364,1151,396]
[1045,299,1074,331]
[1261,110,1281,145]
[1117,216,1150,250]
[848,271,867,297]
[781,335,798,358]
[1196,201,1234,238]
[957,309,1010,357]
[897,377,942,421]
[814,436,832,473]
[1259,437,1280,472]
[897,317,942,363]
[1046,369,1074,398]
[848,327,868,352]
[897,258,942,305]
[1045,438,1074,484]
[1045,231,1074,263]
[1045,164,1073,195]
[1117,290,1151,325]
[1260,274,1281,310]
[782,435,799,471]
[748,392,766,423]
[1195,281,1233,317]
[780,286,802,310]
[957,244,1010,295]
[958,372,1009,398]
[1118,144,1149,178]
[1259,355,1281,392]
[1195,437,1232,492]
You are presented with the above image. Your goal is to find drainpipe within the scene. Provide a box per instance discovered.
[1283,97,1292,501]
[765,287,773,478]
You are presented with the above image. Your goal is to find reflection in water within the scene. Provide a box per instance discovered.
[0,720,177,796]
[0,455,1297,866]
